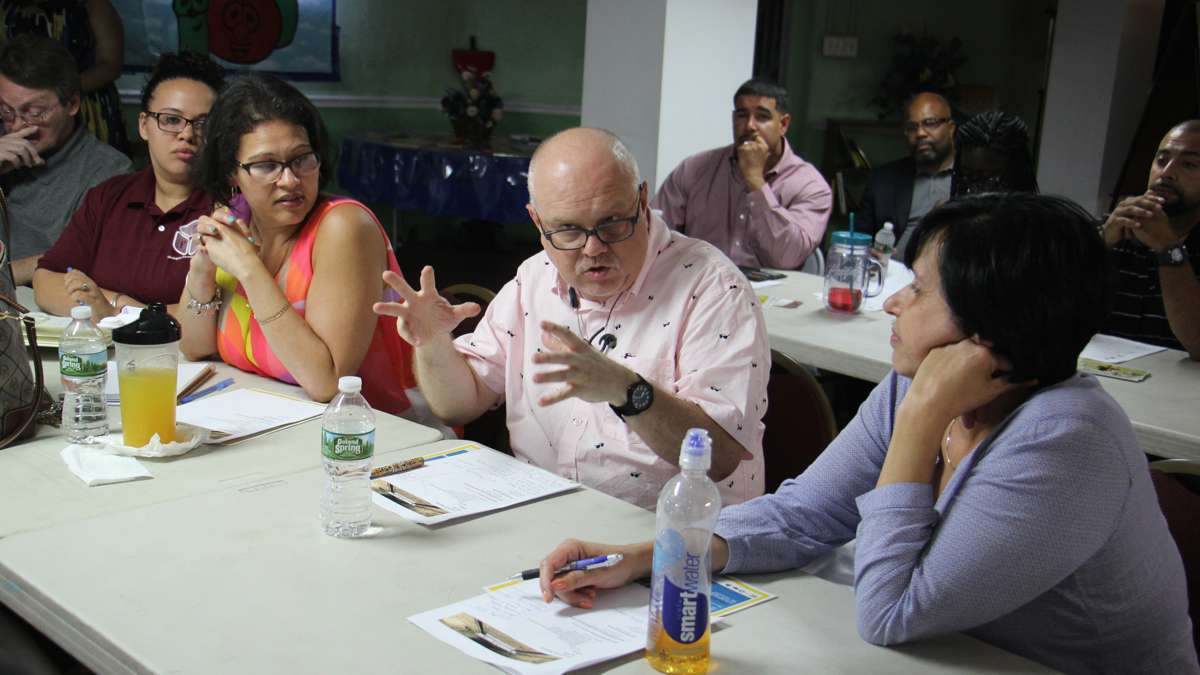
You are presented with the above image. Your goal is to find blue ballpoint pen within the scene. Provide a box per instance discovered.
[510,553,624,581]
[178,377,234,404]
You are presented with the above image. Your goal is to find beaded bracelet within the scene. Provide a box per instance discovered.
[256,301,291,325]
[185,288,222,315]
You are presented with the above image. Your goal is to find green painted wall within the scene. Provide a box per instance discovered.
[118,0,587,211]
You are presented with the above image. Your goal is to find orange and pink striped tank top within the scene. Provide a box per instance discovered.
[214,196,421,418]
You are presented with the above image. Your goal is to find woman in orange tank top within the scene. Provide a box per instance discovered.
[177,73,442,430]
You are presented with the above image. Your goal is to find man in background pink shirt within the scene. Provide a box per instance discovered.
[653,78,831,270]
[375,127,770,510]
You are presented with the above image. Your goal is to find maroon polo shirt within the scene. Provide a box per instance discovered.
[38,168,213,305]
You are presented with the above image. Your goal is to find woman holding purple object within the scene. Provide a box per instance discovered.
[32,52,223,318]
[538,193,1198,674]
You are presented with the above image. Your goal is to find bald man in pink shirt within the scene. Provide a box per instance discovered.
[375,128,770,509]
[653,78,831,270]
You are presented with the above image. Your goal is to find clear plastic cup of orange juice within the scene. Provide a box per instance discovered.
[112,304,181,447]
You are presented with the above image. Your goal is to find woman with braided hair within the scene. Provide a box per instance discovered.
[953,111,1039,196]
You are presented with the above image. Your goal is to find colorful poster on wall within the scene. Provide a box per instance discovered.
[115,0,338,80]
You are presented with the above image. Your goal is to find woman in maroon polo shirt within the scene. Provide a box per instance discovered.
[32,52,224,318]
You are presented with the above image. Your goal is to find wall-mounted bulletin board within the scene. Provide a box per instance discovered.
[114,0,339,80]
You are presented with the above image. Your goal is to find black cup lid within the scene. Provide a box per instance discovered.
[112,303,182,345]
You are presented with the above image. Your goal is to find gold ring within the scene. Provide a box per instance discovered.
[80,283,89,291]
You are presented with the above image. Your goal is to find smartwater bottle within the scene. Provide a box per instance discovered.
[645,429,721,674]
[59,305,109,442]
[872,221,897,275]
[320,376,375,537]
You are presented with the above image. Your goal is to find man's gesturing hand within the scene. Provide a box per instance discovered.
[531,321,638,406]
[373,266,480,347]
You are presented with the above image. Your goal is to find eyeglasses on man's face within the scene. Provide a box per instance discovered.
[0,99,60,127]
[236,151,322,183]
[902,117,951,135]
[144,110,207,136]
[538,192,642,251]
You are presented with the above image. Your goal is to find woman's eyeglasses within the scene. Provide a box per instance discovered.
[144,111,207,135]
[236,151,322,183]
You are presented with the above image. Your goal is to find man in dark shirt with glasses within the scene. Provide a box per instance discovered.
[860,92,957,260]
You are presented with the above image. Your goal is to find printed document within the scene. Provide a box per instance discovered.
[371,442,577,525]
[175,388,324,444]
[410,579,648,675]
[1080,334,1167,364]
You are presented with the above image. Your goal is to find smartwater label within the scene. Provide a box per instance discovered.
[59,350,106,378]
[321,429,375,461]
[661,552,709,644]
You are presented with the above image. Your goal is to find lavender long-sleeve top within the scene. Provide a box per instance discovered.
[715,371,1198,674]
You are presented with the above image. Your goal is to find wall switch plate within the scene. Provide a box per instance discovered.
[822,35,859,58]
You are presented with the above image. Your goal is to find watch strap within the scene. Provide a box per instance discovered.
[1156,243,1189,267]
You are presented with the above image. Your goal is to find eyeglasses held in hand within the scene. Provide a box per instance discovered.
[236,151,322,183]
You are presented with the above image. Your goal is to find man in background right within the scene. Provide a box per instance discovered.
[1102,120,1200,359]
[859,92,956,261]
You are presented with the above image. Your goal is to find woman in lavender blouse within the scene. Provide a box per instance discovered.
[537,193,1199,674]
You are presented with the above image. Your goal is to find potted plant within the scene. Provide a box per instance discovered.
[870,33,966,119]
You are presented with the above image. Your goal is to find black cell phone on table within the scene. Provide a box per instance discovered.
[738,266,786,282]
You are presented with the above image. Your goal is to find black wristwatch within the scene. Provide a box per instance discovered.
[1156,243,1189,267]
[611,375,654,418]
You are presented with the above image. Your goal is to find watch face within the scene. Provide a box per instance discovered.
[1171,248,1186,263]
[631,381,653,411]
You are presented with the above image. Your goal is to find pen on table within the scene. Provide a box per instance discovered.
[509,553,624,581]
[178,377,234,404]
[370,456,424,479]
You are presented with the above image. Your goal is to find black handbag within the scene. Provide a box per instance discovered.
[0,185,45,448]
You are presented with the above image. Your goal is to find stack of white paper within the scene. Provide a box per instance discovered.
[175,388,325,444]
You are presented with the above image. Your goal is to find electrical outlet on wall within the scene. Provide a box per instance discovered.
[822,35,859,58]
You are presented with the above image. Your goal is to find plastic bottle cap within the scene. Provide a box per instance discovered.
[112,303,181,345]
[338,376,362,393]
[883,222,894,231]
[679,428,712,471]
[69,305,92,320]
[831,230,873,248]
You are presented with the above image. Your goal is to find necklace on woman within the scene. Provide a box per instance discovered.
[942,417,960,468]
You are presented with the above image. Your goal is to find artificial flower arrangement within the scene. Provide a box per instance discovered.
[442,37,504,147]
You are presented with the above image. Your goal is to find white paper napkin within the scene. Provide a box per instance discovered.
[61,444,153,486]
[102,426,207,458]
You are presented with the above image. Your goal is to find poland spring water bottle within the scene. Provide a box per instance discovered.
[59,305,109,442]
[645,428,721,674]
[872,221,896,275]
[321,376,375,537]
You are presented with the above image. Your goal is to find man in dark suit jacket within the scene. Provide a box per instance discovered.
[859,92,956,259]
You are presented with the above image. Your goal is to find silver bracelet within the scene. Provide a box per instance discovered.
[186,288,222,315]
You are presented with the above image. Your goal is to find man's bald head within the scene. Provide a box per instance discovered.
[904,91,952,118]
[1149,120,1200,219]
[527,127,641,211]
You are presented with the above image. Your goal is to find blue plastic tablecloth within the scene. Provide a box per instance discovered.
[337,133,533,224]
